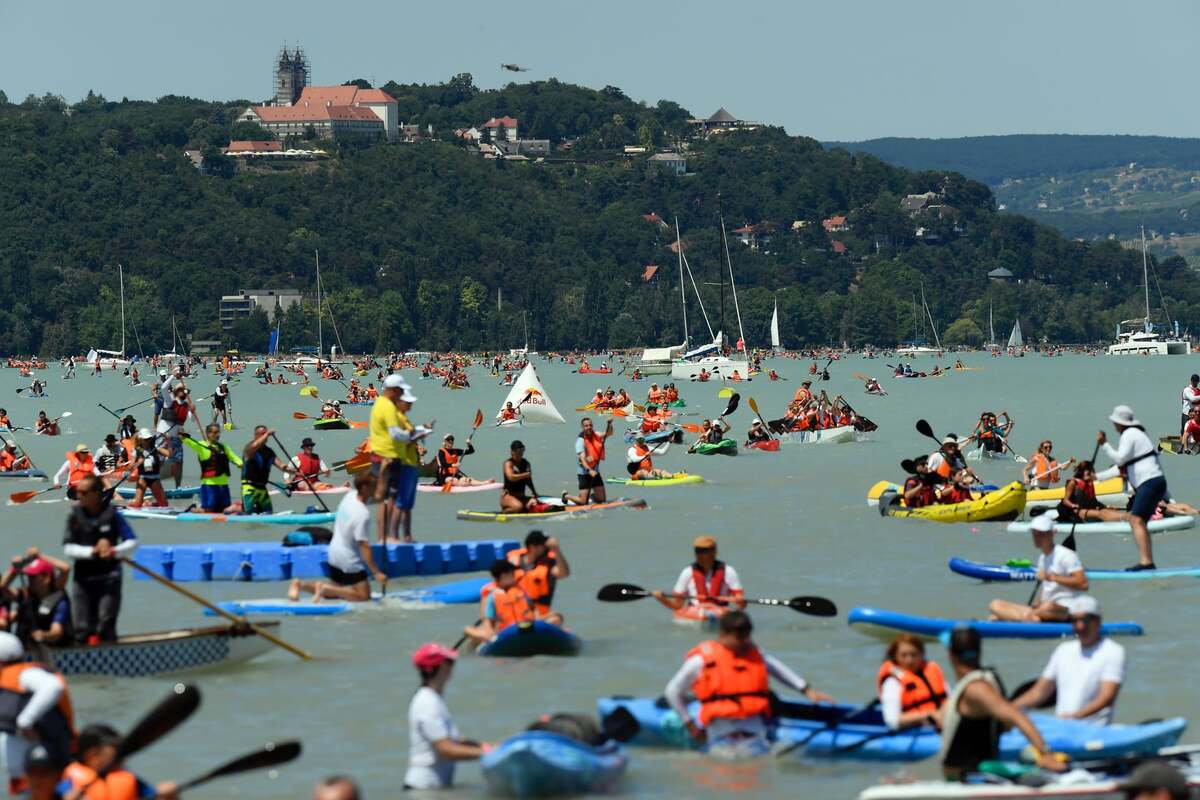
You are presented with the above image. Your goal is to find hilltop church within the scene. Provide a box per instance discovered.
[238,47,399,142]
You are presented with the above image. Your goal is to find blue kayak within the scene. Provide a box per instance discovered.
[949,557,1200,583]
[116,485,200,499]
[208,576,490,616]
[0,469,46,479]
[479,621,582,657]
[596,696,1186,762]
[481,731,627,796]
[622,426,681,445]
[848,607,1144,640]
[119,507,336,525]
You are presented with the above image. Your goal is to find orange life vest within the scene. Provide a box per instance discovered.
[632,443,653,472]
[60,763,139,800]
[933,452,954,480]
[507,548,555,615]
[1031,452,1059,484]
[794,388,811,405]
[687,640,770,726]
[666,388,678,401]
[580,432,605,469]
[439,447,460,477]
[691,561,728,605]
[65,452,95,487]
[0,662,76,762]
[490,585,534,630]
[876,659,947,715]
[0,451,14,471]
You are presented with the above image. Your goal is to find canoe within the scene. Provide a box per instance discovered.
[879,481,1026,523]
[781,425,856,445]
[417,480,501,494]
[693,438,737,456]
[312,418,350,430]
[0,469,46,479]
[44,623,277,677]
[209,576,490,616]
[478,620,581,657]
[1025,476,1126,509]
[949,557,1200,582]
[1005,515,1195,535]
[116,485,200,499]
[847,607,1144,640]
[120,507,336,525]
[482,731,627,797]
[456,498,647,523]
[672,602,725,628]
[747,439,781,452]
[606,473,704,487]
[595,695,1183,763]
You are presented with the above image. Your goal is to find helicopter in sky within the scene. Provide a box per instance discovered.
[500,63,529,72]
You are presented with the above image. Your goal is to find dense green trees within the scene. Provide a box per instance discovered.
[1,79,1197,355]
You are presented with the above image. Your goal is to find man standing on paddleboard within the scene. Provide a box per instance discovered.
[562,417,613,507]
[1097,405,1166,571]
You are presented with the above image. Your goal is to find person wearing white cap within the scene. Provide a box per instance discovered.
[927,434,978,483]
[368,374,432,543]
[988,510,1087,622]
[0,631,75,788]
[1097,405,1166,570]
[211,377,232,428]
[1013,595,1125,725]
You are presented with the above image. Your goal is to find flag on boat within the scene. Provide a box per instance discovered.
[497,364,565,424]
[268,328,279,357]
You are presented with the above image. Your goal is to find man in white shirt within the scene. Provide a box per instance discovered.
[1013,595,1124,724]
[1097,405,1167,571]
[1181,374,1200,436]
[287,471,385,603]
[653,535,746,611]
[405,643,488,790]
[989,510,1087,622]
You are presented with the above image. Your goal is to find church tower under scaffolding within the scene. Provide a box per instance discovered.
[274,46,310,106]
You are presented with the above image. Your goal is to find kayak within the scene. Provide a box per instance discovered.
[859,762,1200,799]
[312,418,350,430]
[606,473,703,487]
[416,480,501,494]
[119,507,337,525]
[949,557,1200,582]
[116,485,200,499]
[209,576,490,616]
[577,367,612,374]
[847,607,1144,640]
[747,439,781,452]
[672,602,725,628]
[693,438,737,456]
[457,498,647,523]
[0,469,47,479]
[478,620,582,657]
[867,481,998,507]
[622,427,682,445]
[781,425,857,445]
[1025,476,1126,509]
[1005,515,1195,536]
[481,731,627,797]
[595,695,1183,762]
[878,481,1026,523]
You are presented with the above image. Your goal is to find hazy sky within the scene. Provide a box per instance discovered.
[2,0,1196,141]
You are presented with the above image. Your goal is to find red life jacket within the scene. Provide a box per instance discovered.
[296,451,322,480]
[691,561,727,605]
[169,400,189,425]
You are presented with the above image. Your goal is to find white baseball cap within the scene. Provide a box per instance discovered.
[1030,509,1059,534]
[1069,595,1100,617]
[383,374,407,390]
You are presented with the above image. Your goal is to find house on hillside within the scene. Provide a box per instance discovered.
[731,223,772,252]
[987,267,1014,283]
[224,141,282,154]
[822,215,849,233]
[649,152,687,176]
[482,116,519,143]
[642,265,659,285]
[688,107,757,137]
[901,192,940,214]
[239,85,398,141]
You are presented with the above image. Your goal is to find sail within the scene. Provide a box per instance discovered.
[497,364,565,424]
[268,327,279,356]
[1007,320,1023,348]
[770,299,780,348]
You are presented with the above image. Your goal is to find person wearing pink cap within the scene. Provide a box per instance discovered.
[406,643,489,790]
[0,548,72,646]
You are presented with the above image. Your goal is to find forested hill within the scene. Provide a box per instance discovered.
[1,80,1198,355]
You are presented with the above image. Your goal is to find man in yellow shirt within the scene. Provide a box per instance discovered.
[369,374,432,543]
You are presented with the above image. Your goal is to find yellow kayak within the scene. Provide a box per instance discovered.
[1026,476,1126,507]
[877,481,1026,523]
[606,473,704,487]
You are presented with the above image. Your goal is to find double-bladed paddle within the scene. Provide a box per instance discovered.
[175,740,302,793]
[115,683,202,767]
[595,582,837,617]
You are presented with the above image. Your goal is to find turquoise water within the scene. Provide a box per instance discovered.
[2,354,1198,798]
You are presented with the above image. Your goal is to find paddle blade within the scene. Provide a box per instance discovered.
[611,408,628,417]
[748,397,760,415]
[9,490,41,505]
[899,459,916,474]
[292,412,308,420]
[348,421,367,430]
[721,393,740,417]
[441,482,453,493]
[717,388,734,398]
[681,423,701,433]
[179,741,302,792]
[915,419,935,440]
[788,596,838,617]
[596,583,649,602]
[115,683,201,764]
[473,409,483,429]
[60,412,72,418]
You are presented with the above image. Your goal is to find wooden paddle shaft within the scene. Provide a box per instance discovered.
[121,558,312,660]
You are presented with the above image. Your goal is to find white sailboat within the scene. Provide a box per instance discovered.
[770,296,781,350]
[985,300,1000,351]
[670,218,750,380]
[1007,319,1023,349]
[88,264,131,367]
[895,289,940,356]
[1107,227,1191,355]
[496,364,564,424]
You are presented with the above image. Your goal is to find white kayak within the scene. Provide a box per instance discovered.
[1005,515,1195,536]
[417,480,501,494]
[781,425,857,445]
[967,448,1027,463]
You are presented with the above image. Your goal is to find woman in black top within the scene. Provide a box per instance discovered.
[500,440,538,513]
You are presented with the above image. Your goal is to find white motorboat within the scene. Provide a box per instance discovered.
[1108,227,1191,355]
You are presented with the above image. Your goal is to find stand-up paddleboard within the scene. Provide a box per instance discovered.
[207,576,490,616]
[1005,515,1195,535]
[457,498,647,523]
[948,557,1200,582]
[417,480,501,494]
[848,607,1143,640]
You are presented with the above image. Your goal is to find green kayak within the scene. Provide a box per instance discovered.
[693,438,737,456]
[313,418,350,431]
[667,399,686,408]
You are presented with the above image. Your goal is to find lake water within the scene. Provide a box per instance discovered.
[2,353,1197,799]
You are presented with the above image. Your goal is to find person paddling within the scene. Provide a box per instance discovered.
[653,536,746,614]
[989,510,1086,622]
[240,426,292,514]
[288,437,331,490]
[507,530,569,625]
[562,417,613,507]
[940,627,1064,780]
[127,429,169,508]
[626,436,670,480]
[405,643,490,790]
[1180,373,1200,436]
[1012,595,1124,724]
[180,424,242,513]
[60,723,178,799]
[52,444,95,501]
[1055,460,1125,523]
[663,610,832,749]
[1022,440,1072,489]
[462,560,539,647]
[877,634,946,731]
[435,434,486,487]
[1096,405,1167,570]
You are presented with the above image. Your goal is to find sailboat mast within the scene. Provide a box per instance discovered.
[720,216,747,353]
[1141,225,1151,328]
[989,300,995,345]
[921,285,942,351]
[675,217,689,349]
[118,264,126,356]
[315,249,323,358]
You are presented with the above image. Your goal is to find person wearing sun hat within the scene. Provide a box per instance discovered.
[989,510,1087,623]
[51,444,96,500]
[1096,404,1166,571]
[369,374,432,544]
[405,642,490,790]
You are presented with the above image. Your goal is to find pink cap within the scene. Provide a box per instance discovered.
[22,558,54,578]
[412,642,458,670]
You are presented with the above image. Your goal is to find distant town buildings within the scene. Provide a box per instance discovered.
[648,151,687,175]
[688,107,758,137]
[822,215,849,233]
[219,288,301,330]
[274,47,310,107]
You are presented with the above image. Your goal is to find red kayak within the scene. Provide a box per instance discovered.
[747,439,780,452]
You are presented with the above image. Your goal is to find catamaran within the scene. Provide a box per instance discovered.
[670,218,751,380]
[1108,227,1191,355]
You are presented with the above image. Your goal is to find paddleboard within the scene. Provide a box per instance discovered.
[606,474,703,487]
[948,557,1200,582]
[0,470,47,479]
[417,481,501,494]
[456,498,647,523]
[1005,515,1195,535]
[119,507,336,525]
[207,576,489,616]
[847,607,1144,640]
[115,485,200,499]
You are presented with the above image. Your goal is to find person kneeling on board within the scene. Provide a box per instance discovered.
[626,436,670,481]
[877,634,947,731]
[1012,595,1124,725]
[462,560,540,648]
[663,610,832,746]
[653,536,746,614]
[507,530,569,625]
[989,511,1086,623]
[288,472,386,604]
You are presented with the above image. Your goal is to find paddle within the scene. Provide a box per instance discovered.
[122,558,312,660]
[176,740,302,793]
[113,395,154,415]
[915,419,940,447]
[595,583,837,617]
[271,433,331,513]
[443,410,485,493]
[828,717,937,755]
[774,698,880,757]
[98,403,121,420]
[333,453,372,473]
[1063,440,1103,553]
[721,393,740,417]
[1008,677,1056,709]
[747,397,775,440]
[114,683,202,768]
[9,486,57,505]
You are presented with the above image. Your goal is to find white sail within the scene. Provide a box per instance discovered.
[770,298,780,348]
[497,364,565,424]
[1007,320,1023,348]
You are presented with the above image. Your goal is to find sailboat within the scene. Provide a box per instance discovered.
[158,316,188,363]
[88,264,131,367]
[895,288,941,356]
[985,300,999,351]
[1007,319,1024,351]
[496,364,564,424]
[1107,227,1191,355]
[770,296,781,351]
[508,311,538,359]
[670,218,751,380]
